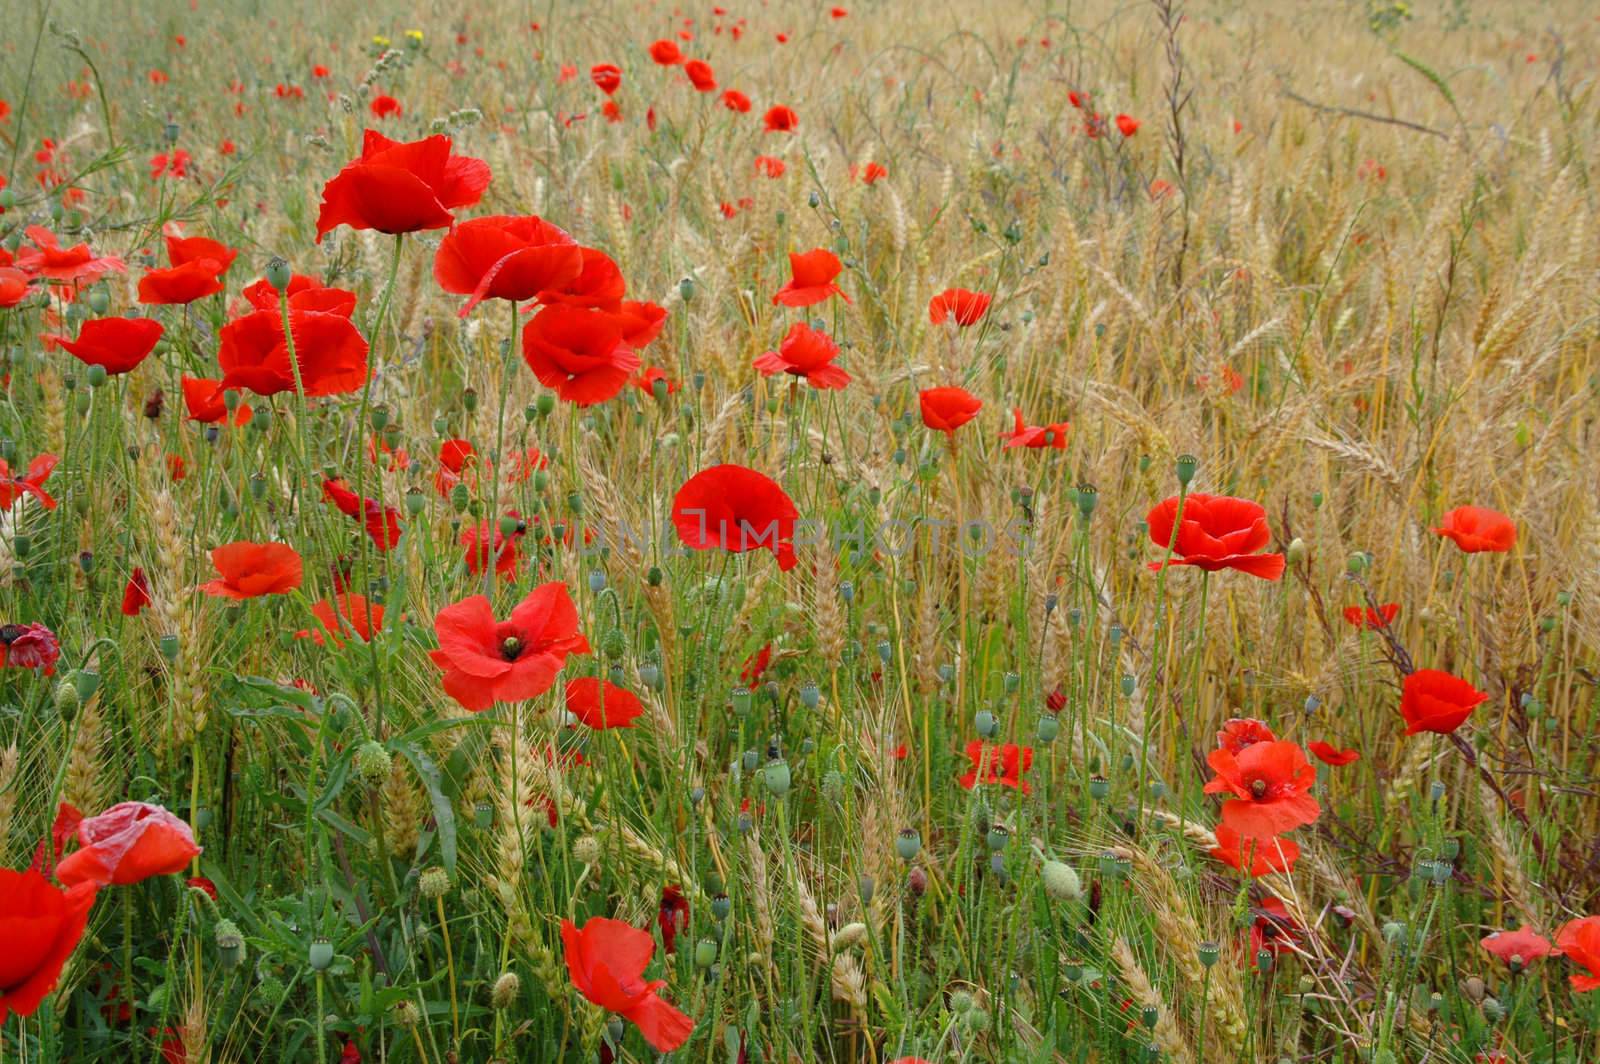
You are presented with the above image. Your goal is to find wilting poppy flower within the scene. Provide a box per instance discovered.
[1250,897,1300,965]
[1479,926,1553,968]
[121,568,152,617]
[218,284,369,397]
[56,802,200,887]
[1399,668,1488,736]
[521,304,641,406]
[763,105,798,132]
[771,248,847,308]
[1203,740,1320,839]
[565,676,645,729]
[591,64,622,95]
[928,288,990,326]
[853,161,887,184]
[0,623,61,675]
[296,594,383,648]
[14,226,126,288]
[0,868,97,1022]
[199,541,304,600]
[1556,917,1600,992]
[433,215,583,316]
[561,916,693,1052]
[137,233,237,304]
[684,59,717,91]
[753,321,850,388]
[958,740,1034,793]
[315,129,491,242]
[1145,493,1285,580]
[1343,603,1399,630]
[1217,717,1275,754]
[429,583,591,711]
[0,454,60,510]
[658,886,689,954]
[671,465,799,571]
[919,386,982,435]
[1115,114,1140,136]
[1307,741,1359,767]
[1210,823,1299,876]
[649,39,684,65]
[323,478,402,550]
[1433,506,1516,554]
[1001,408,1068,449]
[462,517,526,578]
[46,316,164,375]
[721,89,751,112]
[180,376,251,425]
[537,248,626,311]
[754,155,786,178]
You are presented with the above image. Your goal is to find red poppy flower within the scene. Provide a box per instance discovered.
[919,386,982,435]
[1250,897,1299,964]
[671,464,799,571]
[428,583,591,711]
[658,886,689,954]
[14,225,126,287]
[369,93,403,119]
[238,272,324,312]
[957,740,1034,793]
[462,516,526,578]
[772,248,848,307]
[1203,740,1320,839]
[753,321,850,388]
[315,129,491,242]
[1001,408,1068,449]
[649,39,684,65]
[46,316,164,375]
[180,376,251,425]
[614,300,668,348]
[322,479,402,550]
[0,266,32,308]
[763,105,798,132]
[122,568,152,617]
[296,594,384,648]
[537,248,626,311]
[433,215,583,316]
[928,288,990,326]
[1209,823,1299,876]
[740,643,772,685]
[1433,506,1516,554]
[0,868,97,1022]
[1306,741,1359,767]
[0,453,60,510]
[218,284,369,397]
[633,366,679,396]
[721,89,751,112]
[754,155,786,178]
[56,802,201,887]
[1399,668,1487,736]
[199,541,304,600]
[684,59,717,91]
[565,676,644,729]
[1556,917,1600,992]
[561,916,693,1051]
[137,233,237,305]
[1145,493,1285,580]
[0,623,61,675]
[854,161,887,184]
[1343,603,1399,630]
[1115,114,1140,137]
[1479,925,1553,968]
[1217,717,1275,754]
[521,304,641,406]
[591,64,622,95]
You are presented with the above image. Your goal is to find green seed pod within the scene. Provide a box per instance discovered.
[215,919,245,969]
[1036,713,1060,743]
[404,487,426,516]
[265,257,292,291]
[895,828,921,861]
[694,938,718,968]
[308,937,334,971]
[965,1006,991,1033]
[535,393,556,417]
[1175,454,1198,486]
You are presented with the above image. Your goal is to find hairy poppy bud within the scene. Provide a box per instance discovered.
[1286,537,1307,566]
[419,867,451,899]
[965,1006,991,1032]
[1041,859,1082,901]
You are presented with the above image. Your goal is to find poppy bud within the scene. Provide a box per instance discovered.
[1346,551,1369,574]
[1481,996,1505,1023]
[461,388,479,413]
[965,1006,991,1032]
[308,937,334,971]
[450,482,470,513]
[937,662,954,683]
[908,866,928,896]
[678,276,695,302]
[54,679,80,719]
[214,918,245,968]
[0,188,13,208]
[1286,537,1307,566]
[87,285,111,314]
[535,393,556,417]
[490,971,520,1009]
[419,866,451,899]
[87,363,108,388]
[601,628,625,659]
[807,191,820,208]
[11,532,28,558]
[1041,859,1081,901]
[354,740,392,785]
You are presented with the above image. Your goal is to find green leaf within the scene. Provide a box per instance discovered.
[392,740,457,875]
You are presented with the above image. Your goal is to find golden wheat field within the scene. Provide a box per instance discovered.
[1,0,1598,1061]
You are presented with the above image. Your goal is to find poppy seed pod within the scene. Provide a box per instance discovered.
[1175,454,1198,486]
[1036,713,1060,743]
[711,892,730,920]
[694,938,718,968]
[265,257,292,291]
[215,919,245,968]
[896,828,922,861]
[308,937,334,971]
